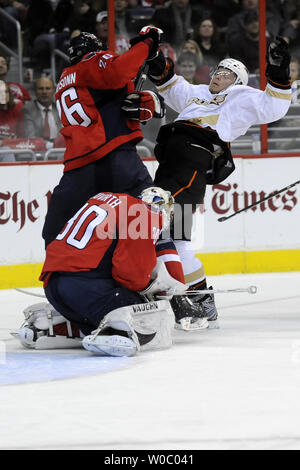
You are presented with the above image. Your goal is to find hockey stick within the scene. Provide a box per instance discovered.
[134,25,163,91]
[183,286,257,295]
[218,178,300,222]
[135,62,149,91]
[15,288,46,298]
[14,285,257,302]
[156,285,258,300]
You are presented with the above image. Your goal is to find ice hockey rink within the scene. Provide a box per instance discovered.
[0,271,300,451]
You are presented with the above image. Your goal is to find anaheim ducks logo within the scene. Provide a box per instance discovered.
[211,94,228,105]
[186,94,228,107]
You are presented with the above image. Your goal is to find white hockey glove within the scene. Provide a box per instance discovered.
[11,302,83,349]
[139,259,187,301]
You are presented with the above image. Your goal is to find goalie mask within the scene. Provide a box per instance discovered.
[212,58,249,86]
[141,186,174,231]
[68,32,104,65]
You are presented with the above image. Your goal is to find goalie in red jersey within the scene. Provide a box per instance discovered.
[42,29,166,247]
[12,188,209,357]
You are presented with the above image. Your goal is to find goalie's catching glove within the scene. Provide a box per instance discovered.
[121,90,165,122]
[266,36,291,85]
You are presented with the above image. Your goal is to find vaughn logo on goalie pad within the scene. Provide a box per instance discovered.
[132,302,159,313]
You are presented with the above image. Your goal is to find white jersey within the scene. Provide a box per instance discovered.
[157,75,292,142]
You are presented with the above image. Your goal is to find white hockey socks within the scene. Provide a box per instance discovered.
[174,240,206,287]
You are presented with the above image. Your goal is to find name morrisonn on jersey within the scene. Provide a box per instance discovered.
[56,72,76,92]
[186,94,228,107]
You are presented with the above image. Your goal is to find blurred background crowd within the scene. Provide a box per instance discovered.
[0,0,300,161]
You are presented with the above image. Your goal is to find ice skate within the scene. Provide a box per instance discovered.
[188,287,219,329]
[170,295,209,331]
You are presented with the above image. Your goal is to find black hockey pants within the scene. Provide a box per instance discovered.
[154,132,212,241]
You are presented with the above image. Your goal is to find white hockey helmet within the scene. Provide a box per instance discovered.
[141,186,174,231]
[216,58,249,86]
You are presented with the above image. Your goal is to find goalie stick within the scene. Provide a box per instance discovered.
[218,178,300,222]
[183,286,257,295]
[156,285,257,301]
[15,285,257,299]
[15,288,46,298]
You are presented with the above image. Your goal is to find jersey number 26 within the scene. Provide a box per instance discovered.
[56,87,92,126]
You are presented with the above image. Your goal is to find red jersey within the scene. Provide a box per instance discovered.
[55,42,151,172]
[0,102,23,139]
[8,82,31,104]
[40,193,184,291]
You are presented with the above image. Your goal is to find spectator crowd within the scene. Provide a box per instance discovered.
[0,0,300,161]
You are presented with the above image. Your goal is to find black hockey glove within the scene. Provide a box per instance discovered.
[121,90,165,123]
[130,26,163,61]
[266,36,291,85]
[147,49,167,77]
[148,53,175,85]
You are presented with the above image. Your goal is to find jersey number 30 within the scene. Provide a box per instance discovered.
[56,87,92,126]
[57,203,108,249]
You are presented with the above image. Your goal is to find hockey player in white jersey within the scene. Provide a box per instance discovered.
[122,33,292,325]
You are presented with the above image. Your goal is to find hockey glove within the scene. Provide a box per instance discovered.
[122,90,165,122]
[139,259,187,301]
[148,52,175,85]
[130,25,163,61]
[266,36,291,85]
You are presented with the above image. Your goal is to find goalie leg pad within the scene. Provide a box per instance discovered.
[82,335,137,357]
[131,299,174,351]
[82,307,139,357]
[11,302,82,349]
[11,327,83,350]
[82,300,174,356]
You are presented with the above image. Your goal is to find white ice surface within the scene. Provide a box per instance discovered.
[0,272,300,450]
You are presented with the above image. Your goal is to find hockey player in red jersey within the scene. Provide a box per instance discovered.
[42,29,165,247]
[12,188,208,356]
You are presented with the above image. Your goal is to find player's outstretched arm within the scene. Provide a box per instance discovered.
[101,26,163,89]
[266,36,291,88]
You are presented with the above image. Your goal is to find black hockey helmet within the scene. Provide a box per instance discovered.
[68,32,103,65]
